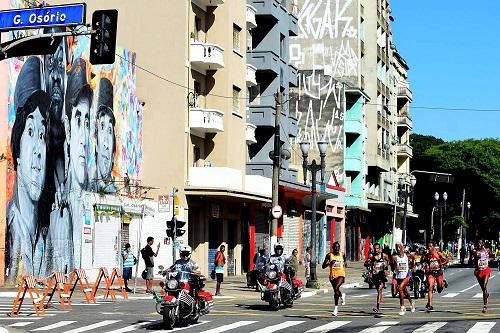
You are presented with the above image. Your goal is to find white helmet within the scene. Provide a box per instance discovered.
[274,242,284,254]
[180,245,192,259]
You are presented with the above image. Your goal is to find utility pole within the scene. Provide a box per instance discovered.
[459,188,465,251]
[270,91,281,251]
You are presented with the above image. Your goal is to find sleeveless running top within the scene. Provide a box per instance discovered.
[477,250,489,270]
[372,255,385,274]
[395,254,409,279]
[328,252,345,279]
[428,253,441,271]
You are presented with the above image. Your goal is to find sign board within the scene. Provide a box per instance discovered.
[272,205,282,219]
[158,194,170,212]
[0,4,86,31]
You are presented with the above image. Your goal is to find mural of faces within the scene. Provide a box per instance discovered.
[44,43,66,120]
[66,96,91,188]
[97,112,115,180]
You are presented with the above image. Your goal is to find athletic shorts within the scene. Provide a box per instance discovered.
[475,267,491,280]
[426,269,443,277]
[372,272,387,286]
[396,276,410,286]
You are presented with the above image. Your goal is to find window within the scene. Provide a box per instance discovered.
[232,86,241,113]
[195,17,202,40]
[280,33,285,58]
[194,81,201,107]
[233,24,241,52]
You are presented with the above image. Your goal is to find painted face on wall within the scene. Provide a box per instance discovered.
[97,113,115,179]
[45,44,65,119]
[17,107,47,201]
[68,97,90,187]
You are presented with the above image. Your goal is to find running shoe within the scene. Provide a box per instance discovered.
[332,306,338,316]
[411,303,416,312]
[443,279,448,288]
[341,293,346,305]
[482,306,487,314]
[399,306,405,316]
[373,305,379,313]
[427,305,434,311]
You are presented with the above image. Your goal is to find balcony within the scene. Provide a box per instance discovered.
[190,107,224,136]
[192,0,225,10]
[250,0,281,21]
[397,86,413,102]
[188,167,242,191]
[397,115,413,130]
[289,12,298,36]
[248,50,280,75]
[289,64,298,87]
[377,112,390,129]
[248,105,276,128]
[190,42,225,73]
[345,154,362,173]
[345,119,363,135]
[396,143,413,158]
[245,123,257,145]
[246,4,257,29]
[246,64,257,87]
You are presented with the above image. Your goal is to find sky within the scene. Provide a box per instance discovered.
[390,1,500,141]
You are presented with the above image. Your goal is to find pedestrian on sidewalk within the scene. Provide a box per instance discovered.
[141,236,160,293]
[322,242,346,316]
[252,247,267,291]
[305,247,311,280]
[290,249,299,278]
[214,245,226,296]
[122,243,136,292]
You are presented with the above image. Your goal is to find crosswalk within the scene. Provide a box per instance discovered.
[0,319,496,332]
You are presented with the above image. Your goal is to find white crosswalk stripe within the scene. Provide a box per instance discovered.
[466,322,496,333]
[31,320,77,331]
[200,321,257,333]
[305,321,351,333]
[473,293,483,298]
[150,320,210,332]
[442,292,459,298]
[8,322,34,327]
[103,320,158,333]
[412,322,447,333]
[359,321,399,333]
[63,320,121,333]
[250,321,305,333]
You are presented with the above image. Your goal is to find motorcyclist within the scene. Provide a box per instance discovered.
[165,245,201,276]
[268,242,288,272]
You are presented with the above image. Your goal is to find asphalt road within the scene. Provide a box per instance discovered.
[0,265,498,332]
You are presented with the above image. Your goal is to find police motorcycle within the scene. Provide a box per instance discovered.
[362,262,375,289]
[410,248,428,299]
[152,246,213,330]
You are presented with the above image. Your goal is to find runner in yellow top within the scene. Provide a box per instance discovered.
[322,242,347,316]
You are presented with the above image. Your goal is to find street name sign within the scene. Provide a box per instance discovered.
[0,3,86,31]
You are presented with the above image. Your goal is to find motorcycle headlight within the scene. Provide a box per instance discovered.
[267,270,277,279]
[167,278,178,290]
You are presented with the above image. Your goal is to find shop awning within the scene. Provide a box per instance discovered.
[368,200,395,210]
[346,206,372,213]
[184,187,271,203]
[302,192,338,209]
[94,203,122,215]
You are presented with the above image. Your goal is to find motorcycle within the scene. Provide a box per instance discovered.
[257,262,303,310]
[411,262,427,299]
[153,265,213,329]
[362,264,374,289]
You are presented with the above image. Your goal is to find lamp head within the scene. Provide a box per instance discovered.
[467,202,471,209]
[410,175,417,187]
[317,141,328,156]
[434,192,439,201]
[443,192,448,201]
[300,141,310,158]
[280,148,291,161]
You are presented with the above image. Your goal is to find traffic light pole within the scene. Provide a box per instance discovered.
[172,217,177,263]
[270,91,281,251]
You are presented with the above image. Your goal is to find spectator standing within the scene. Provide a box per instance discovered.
[141,236,160,293]
[214,245,226,296]
[121,243,136,292]
[305,247,311,279]
[290,249,299,277]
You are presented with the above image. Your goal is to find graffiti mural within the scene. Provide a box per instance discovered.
[289,0,355,187]
[4,4,142,283]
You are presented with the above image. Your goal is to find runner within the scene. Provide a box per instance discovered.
[365,243,389,312]
[422,240,448,311]
[322,241,347,316]
[392,242,415,316]
[472,240,492,313]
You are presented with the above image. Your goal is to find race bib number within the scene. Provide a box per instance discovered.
[332,260,342,268]
[478,258,488,270]
[374,262,384,273]
[397,262,407,272]
[429,259,440,270]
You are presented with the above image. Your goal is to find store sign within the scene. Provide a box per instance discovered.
[0,3,86,31]
[123,202,143,215]
[158,194,170,212]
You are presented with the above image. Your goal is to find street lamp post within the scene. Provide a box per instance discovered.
[300,140,327,289]
[434,192,448,250]
[464,201,471,246]
[398,174,417,245]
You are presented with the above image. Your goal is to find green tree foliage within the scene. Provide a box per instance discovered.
[445,215,468,229]
[410,135,500,242]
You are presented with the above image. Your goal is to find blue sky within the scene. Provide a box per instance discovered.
[391,1,500,141]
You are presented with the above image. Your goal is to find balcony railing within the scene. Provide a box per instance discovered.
[246,64,257,87]
[245,123,257,145]
[190,107,224,134]
[192,0,225,10]
[397,86,413,101]
[188,167,242,191]
[190,42,225,73]
[246,4,257,29]
[397,115,413,129]
[396,143,413,157]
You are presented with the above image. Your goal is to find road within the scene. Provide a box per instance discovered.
[0,265,498,332]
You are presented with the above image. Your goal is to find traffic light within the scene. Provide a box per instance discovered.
[166,218,176,239]
[175,219,186,237]
[90,9,118,65]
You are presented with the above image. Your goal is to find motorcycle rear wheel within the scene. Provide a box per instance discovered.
[413,280,420,299]
[163,308,176,330]
[269,294,280,311]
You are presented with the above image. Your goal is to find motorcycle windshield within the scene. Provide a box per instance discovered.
[177,271,192,282]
